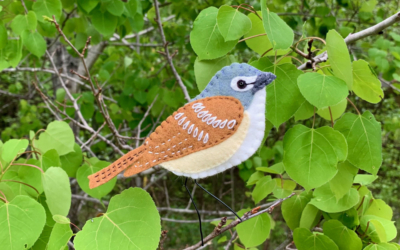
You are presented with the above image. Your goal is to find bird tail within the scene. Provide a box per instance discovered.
[88,145,146,189]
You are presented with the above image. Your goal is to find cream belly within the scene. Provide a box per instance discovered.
[160,88,267,179]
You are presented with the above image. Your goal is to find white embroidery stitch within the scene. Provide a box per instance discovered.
[197,110,208,118]
[206,116,217,125]
[220,119,228,128]
[155,146,159,149]
[178,117,186,125]
[193,127,198,137]
[153,160,157,162]
[188,124,194,134]
[192,103,203,109]
[175,113,184,119]
[202,113,212,122]
[198,131,204,141]
[203,133,209,143]
[212,119,221,128]
[145,162,149,165]
[183,121,190,129]
[148,151,153,154]
[227,120,236,129]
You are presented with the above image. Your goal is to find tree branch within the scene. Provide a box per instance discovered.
[298,11,400,70]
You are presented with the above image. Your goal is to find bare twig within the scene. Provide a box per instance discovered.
[153,0,190,102]
[183,193,296,250]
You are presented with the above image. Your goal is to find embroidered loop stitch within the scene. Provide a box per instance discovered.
[212,119,221,128]
[206,116,217,125]
[193,127,198,137]
[203,133,209,143]
[197,110,208,118]
[178,117,186,125]
[188,124,195,134]
[220,119,228,128]
[202,113,212,122]
[183,121,190,129]
[175,113,184,119]
[198,131,204,141]
[227,120,236,129]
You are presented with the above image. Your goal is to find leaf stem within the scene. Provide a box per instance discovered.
[328,107,334,127]
[238,34,267,43]
[0,190,8,203]
[346,97,361,115]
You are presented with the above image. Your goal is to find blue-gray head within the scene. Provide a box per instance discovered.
[193,63,276,109]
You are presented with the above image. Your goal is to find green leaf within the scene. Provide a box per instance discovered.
[293,228,339,250]
[361,215,396,243]
[78,0,99,13]
[217,5,252,41]
[47,223,73,250]
[260,0,294,50]
[77,161,116,199]
[328,161,357,200]
[297,73,348,109]
[283,125,347,190]
[299,204,321,230]
[247,171,264,186]
[326,29,353,89]
[60,143,83,177]
[18,159,44,194]
[273,178,296,199]
[5,39,23,68]
[365,199,393,220]
[236,210,271,248]
[31,225,52,250]
[282,191,312,230]
[354,174,378,185]
[0,196,46,250]
[53,215,70,224]
[42,149,61,171]
[34,121,75,156]
[124,0,138,17]
[190,7,237,60]
[252,175,276,204]
[323,220,362,250]
[364,243,398,250]
[74,188,161,250]
[42,167,71,216]
[91,10,118,36]
[106,0,124,16]
[1,139,28,162]
[194,55,235,91]
[294,101,315,121]
[317,99,347,121]
[334,111,382,175]
[32,0,62,22]
[0,24,7,50]
[352,60,384,103]
[21,30,46,58]
[251,59,305,127]
[310,185,359,213]
[244,12,273,55]
[11,11,37,35]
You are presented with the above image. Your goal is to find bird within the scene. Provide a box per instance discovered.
[88,62,276,245]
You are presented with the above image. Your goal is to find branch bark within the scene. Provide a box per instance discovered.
[298,11,400,70]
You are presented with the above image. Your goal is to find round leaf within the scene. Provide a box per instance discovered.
[42,167,71,216]
[282,191,312,230]
[217,5,252,41]
[252,175,276,204]
[1,139,28,162]
[283,125,347,190]
[317,98,347,121]
[364,243,398,250]
[326,29,353,90]
[299,204,321,230]
[47,223,73,250]
[91,11,118,36]
[237,212,271,247]
[78,0,99,13]
[0,196,46,250]
[293,227,339,250]
[32,0,62,22]
[11,11,37,35]
[74,188,161,250]
[354,174,378,186]
[34,121,75,156]
[53,215,70,224]
[77,161,117,199]
[190,7,237,60]
[298,73,348,109]
[352,60,384,103]
[334,111,382,175]
[260,0,294,50]
[310,184,359,213]
[106,0,124,16]
[323,220,362,250]
[365,199,393,220]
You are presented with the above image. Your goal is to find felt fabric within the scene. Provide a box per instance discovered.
[161,112,249,175]
[192,63,275,109]
[170,88,267,179]
[123,96,244,177]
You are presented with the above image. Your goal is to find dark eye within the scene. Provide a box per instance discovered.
[237,80,247,89]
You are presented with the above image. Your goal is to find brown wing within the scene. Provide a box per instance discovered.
[123,96,244,177]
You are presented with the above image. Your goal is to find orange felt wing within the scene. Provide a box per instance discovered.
[123,96,244,177]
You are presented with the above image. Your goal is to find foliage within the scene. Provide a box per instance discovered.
[0,0,399,249]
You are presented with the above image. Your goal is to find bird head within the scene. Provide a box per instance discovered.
[194,63,276,109]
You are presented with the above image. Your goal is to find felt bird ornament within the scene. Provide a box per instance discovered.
[88,63,276,245]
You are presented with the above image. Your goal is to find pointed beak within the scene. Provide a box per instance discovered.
[252,72,276,93]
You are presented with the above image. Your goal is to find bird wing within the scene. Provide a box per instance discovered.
[123,96,245,177]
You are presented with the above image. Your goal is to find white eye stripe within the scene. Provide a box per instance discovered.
[230,75,257,92]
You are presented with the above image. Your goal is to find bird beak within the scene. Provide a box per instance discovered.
[252,72,276,93]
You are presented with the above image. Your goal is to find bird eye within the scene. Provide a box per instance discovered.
[237,80,247,89]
